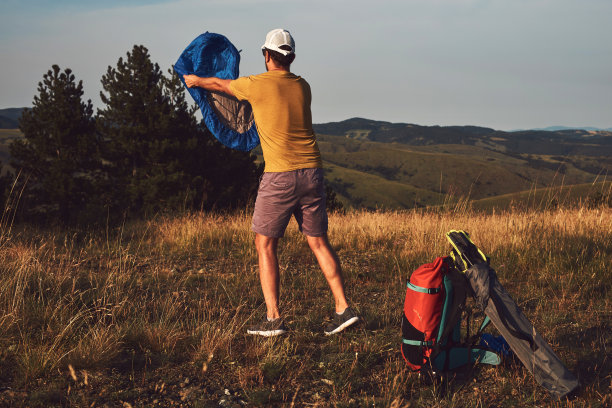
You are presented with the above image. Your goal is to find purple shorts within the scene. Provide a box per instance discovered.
[252,168,328,238]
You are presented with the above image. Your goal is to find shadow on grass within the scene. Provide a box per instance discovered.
[559,322,610,394]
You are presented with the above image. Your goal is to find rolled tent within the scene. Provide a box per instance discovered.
[466,263,579,399]
[446,230,579,399]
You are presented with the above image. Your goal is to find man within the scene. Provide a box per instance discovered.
[184,29,358,336]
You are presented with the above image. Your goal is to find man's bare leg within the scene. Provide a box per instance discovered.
[255,233,281,319]
[306,234,349,313]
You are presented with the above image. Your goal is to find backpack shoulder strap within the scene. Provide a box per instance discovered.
[436,266,470,343]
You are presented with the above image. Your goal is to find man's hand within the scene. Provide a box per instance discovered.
[183,74,201,89]
[182,75,234,96]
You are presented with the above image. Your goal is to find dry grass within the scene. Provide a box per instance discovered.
[0,204,610,407]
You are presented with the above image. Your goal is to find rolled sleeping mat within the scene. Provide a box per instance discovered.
[466,263,579,399]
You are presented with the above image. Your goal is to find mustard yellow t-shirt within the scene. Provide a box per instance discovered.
[229,71,322,173]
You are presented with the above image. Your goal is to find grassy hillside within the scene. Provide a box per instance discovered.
[317,133,608,209]
[471,180,612,211]
[0,205,609,406]
[324,162,444,209]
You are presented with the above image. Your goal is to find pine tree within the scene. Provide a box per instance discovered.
[98,45,260,217]
[98,45,175,215]
[10,65,98,224]
[163,68,262,212]
[160,67,206,210]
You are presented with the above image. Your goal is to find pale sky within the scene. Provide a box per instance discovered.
[1,0,610,130]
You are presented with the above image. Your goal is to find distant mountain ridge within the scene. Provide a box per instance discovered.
[313,117,612,157]
[0,107,27,128]
[510,125,612,132]
[2,107,611,134]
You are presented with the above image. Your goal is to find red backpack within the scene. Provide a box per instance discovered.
[401,257,447,370]
[401,256,500,371]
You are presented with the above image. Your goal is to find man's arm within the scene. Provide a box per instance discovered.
[183,75,235,97]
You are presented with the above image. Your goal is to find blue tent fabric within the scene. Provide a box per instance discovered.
[174,32,260,152]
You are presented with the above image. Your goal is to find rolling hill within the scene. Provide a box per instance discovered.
[314,118,611,210]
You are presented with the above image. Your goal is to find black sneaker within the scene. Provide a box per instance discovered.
[324,307,360,335]
[246,317,288,337]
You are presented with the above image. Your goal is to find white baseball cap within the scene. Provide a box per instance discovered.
[261,29,295,56]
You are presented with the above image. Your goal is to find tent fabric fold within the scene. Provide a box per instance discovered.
[174,32,259,152]
[465,263,579,399]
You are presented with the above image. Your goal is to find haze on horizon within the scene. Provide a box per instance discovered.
[0,0,610,131]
